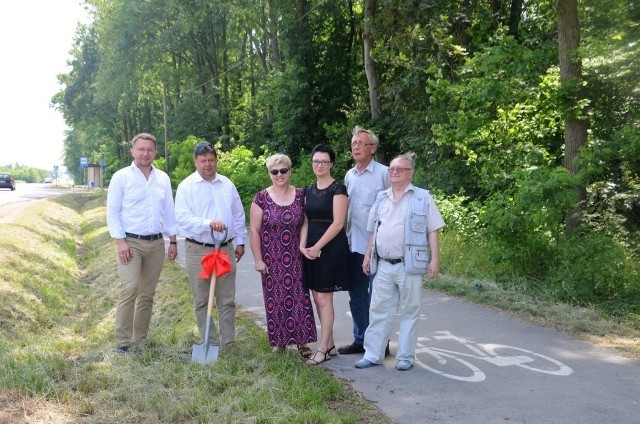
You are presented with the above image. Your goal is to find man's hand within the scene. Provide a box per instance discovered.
[167,243,178,261]
[234,244,245,262]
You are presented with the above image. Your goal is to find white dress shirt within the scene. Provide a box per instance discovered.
[174,171,247,245]
[106,162,177,239]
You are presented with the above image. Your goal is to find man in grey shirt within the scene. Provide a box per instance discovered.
[338,126,390,355]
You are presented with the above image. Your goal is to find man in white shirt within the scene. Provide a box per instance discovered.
[106,133,178,353]
[356,152,445,371]
[175,141,247,348]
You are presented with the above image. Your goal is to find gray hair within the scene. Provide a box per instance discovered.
[391,151,416,169]
[352,126,379,146]
[265,154,292,169]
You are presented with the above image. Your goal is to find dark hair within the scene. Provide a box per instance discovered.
[193,141,217,159]
[311,144,335,162]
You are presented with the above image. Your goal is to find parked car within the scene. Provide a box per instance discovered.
[44,177,53,184]
[0,173,16,190]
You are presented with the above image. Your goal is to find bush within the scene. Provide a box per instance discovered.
[548,232,640,311]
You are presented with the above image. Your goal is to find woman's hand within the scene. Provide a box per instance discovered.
[255,260,268,275]
[300,246,321,260]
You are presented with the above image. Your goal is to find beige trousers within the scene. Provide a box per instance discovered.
[115,238,165,347]
[185,242,237,346]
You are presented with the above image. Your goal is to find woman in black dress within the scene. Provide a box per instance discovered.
[300,144,350,365]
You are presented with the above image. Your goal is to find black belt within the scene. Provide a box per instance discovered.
[381,257,403,265]
[186,237,234,248]
[125,232,163,240]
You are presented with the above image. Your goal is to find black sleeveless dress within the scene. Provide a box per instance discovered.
[302,181,351,292]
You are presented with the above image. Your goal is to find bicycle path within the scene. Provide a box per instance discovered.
[174,238,640,423]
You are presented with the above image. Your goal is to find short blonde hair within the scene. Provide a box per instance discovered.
[265,154,292,169]
[131,133,157,147]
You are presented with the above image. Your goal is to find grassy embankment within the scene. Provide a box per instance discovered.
[0,191,389,423]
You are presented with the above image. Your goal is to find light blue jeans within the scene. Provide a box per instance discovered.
[362,260,423,364]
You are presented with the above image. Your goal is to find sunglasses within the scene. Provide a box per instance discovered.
[269,167,290,175]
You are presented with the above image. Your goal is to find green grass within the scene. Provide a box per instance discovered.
[3,190,638,422]
[0,191,390,423]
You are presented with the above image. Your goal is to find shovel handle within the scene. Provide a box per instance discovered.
[210,227,229,248]
[206,270,216,319]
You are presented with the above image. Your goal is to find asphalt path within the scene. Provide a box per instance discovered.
[172,237,639,423]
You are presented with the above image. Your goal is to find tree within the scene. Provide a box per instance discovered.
[556,0,588,233]
[363,0,381,122]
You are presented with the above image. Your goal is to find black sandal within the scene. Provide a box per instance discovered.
[327,345,337,357]
[306,349,331,365]
[297,345,312,358]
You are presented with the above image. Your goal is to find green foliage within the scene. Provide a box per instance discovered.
[217,145,271,215]
[427,34,560,198]
[167,135,200,188]
[480,167,577,277]
[0,164,51,183]
[548,232,640,310]
[52,0,640,314]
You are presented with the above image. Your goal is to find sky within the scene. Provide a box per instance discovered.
[1,1,90,171]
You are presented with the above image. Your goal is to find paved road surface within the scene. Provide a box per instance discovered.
[172,238,639,423]
[0,183,71,222]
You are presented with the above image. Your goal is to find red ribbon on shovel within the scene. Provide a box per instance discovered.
[199,249,232,279]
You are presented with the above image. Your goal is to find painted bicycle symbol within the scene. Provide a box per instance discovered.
[414,331,573,382]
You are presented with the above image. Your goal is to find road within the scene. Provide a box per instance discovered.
[0,183,70,221]
[171,238,639,423]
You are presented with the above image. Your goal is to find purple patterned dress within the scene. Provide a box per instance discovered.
[253,188,317,346]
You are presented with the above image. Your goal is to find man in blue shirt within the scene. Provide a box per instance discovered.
[338,127,390,355]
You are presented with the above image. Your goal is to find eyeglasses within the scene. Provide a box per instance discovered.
[388,167,413,174]
[350,141,375,148]
[134,148,156,154]
[269,167,290,175]
[312,160,332,166]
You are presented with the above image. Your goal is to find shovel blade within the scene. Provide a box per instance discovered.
[191,342,219,364]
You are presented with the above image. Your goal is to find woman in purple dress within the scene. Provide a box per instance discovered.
[249,154,317,356]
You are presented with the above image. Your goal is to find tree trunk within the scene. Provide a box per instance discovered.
[508,0,523,38]
[556,0,588,233]
[267,0,282,70]
[363,0,382,122]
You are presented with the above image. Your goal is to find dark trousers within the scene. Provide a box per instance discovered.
[347,252,373,345]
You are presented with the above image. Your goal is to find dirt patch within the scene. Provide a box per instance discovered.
[0,390,80,424]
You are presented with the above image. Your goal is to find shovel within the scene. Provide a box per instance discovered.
[191,227,231,364]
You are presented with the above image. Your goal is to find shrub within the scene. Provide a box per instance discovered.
[548,232,640,310]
